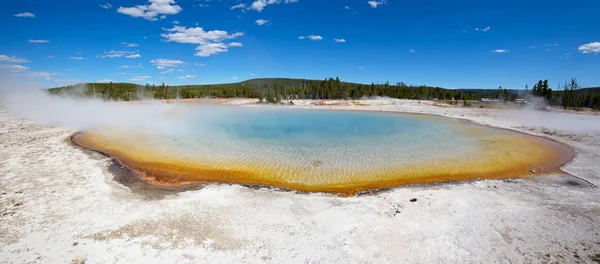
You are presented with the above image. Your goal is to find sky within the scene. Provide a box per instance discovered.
[0,0,599,89]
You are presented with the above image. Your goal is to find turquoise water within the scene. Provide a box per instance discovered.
[218,110,446,143]
[185,108,462,145]
[76,106,572,193]
[149,107,478,172]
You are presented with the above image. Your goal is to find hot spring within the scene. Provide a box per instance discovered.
[72,105,573,195]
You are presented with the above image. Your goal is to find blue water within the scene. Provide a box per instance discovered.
[83,105,567,192]
[189,109,456,147]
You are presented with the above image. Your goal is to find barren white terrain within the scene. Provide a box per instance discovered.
[1,99,600,263]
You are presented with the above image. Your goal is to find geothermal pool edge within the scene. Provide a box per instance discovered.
[68,109,577,196]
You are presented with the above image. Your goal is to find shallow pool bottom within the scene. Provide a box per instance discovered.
[71,109,574,196]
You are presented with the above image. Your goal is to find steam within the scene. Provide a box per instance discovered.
[1,81,169,131]
[521,94,551,111]
[1,76,599,139]
[0,77,228,140]
[0,77,279,141]
[494,94,600,133]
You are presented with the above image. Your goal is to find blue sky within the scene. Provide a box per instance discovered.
[0,0,599,89]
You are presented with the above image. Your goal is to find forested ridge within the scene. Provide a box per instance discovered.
[47,77,600,109]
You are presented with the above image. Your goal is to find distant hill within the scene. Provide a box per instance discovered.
[51,78,429,90]
[456,88,522,95]
[47,78,600,109]
[172,78,398,89]
[48,78,456,101]
[459,87,600,97]
[576,87,600,95]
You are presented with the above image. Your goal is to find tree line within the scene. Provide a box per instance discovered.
[48,78,482,102]
[47,77,600,109]
[527,78,600,109]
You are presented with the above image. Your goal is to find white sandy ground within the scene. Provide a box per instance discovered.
[1,99,600,263]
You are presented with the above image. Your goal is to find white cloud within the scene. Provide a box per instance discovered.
[0,64,30,72]
[195,43,229,56]
[247,0,298,12]
[308,35,323,40]
[160,68,174,74]
[492,49,510,53]
[25,71,58,80]
[409,49,416,53]
[117,0,182,21]
[151,58,184,67]
[14,12,35,18]
[126,54,142,59]
[344,5,350,9]
[54,79,82,84]
[193,0,210,8]
[249,0,278,12]
[161,26,244,57]
[0,55,29,63]
[195,63,206,66]
[6,70,59,81]
[367,0,386,8]
[100,3,112,9]
[298,36,305,39]
[578,42,600,54]
[231,3,246,9]
[475,26,491,32]
[357,66,364,69]
[334,38,346,43]
[115,72,127,75]
[47,56,54,59]
[69,57,84,60]
[97,79,112,83]
[161,26,243,44]
[173,20,180,24]
[129,76,151,81]
[101,50,136,58]
[529,45,537,48]
[28,39,49,43]
[119,65,143,68]
[179,75,196,79]
[231,76,238,80]
[255,19,270,26]
[122,42,139,47]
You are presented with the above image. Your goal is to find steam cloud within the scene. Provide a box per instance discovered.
[1,75,599,138]
[0,76,231,138]
[0,76,283,141]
